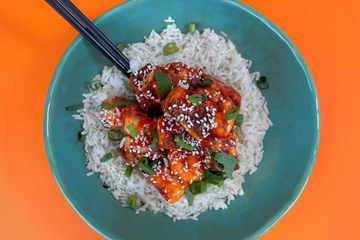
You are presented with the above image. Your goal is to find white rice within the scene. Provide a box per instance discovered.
[75,19,271,221]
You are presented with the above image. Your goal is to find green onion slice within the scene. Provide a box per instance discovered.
[126,124,138,138]
[148,158,159,167]
[160,151,166,158]
[202,177,224,188]
[138,157,156,175]
[127,194,138,208]
[197,80,212,87]
[189,23,195,32]
[174,135,194,151]
[185,187,194,206]
[154,71,174,101]
[100,153,113,163]
[256,76,269,90]
[125,165,133,178]
[204,169,227,180]
[108,129,124,141]
[235,114,244,127]
[65,103,84,111]
[78,131,86,142]
[101,98,136,109]
[213,152,239,179]
[116,42,125,52]
[188,93,208,103]
[149,129,159,139]
[225,106,240,121]
[122,78,134,93]
[88,79,101,91]
[189,181,206,195]
[163,42,180,56]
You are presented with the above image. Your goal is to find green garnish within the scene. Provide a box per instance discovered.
[126,124,138,138]
[188,93,208,104]
[225,106,240,121]
[160,151,166,158]
[235,114,244,127]
[213,152,239,179]
[125,165,133,177]
[149,129,159,150]
[207,147,224,170]
[138,157,156,175]
[100,153,113,163]
[197,80,212,87]
[101,98,136,109]
[122,78,134,93]
[202,176,224,188]
[154,71,173,101]
[204,169,227,180]
[65,103,84,111]
[163,42,180,56]
[189,23,195,32]
[256,76,269,90]
[108,129,124,141]
[127,194,138,208]
[189,181,206,195]
[88,79,101,91]
[148,158,159,167]
[78,131,86,141]
[116,42,125,52]
[185,187,194,206]
[174,135,194,151]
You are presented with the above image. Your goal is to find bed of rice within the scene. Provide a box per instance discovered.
[73,20,272,222]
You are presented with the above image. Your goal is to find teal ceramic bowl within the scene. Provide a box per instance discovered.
[43,0,320,239]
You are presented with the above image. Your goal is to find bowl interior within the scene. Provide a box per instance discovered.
[44,0,319,239]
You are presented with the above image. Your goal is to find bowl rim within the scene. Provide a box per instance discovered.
[43,0,320,239]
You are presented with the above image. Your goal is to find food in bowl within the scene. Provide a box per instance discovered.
[72,20,272,221]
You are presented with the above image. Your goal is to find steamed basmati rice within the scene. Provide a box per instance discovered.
[75,20,272,221]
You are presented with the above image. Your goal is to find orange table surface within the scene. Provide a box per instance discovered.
[1,0,359,239]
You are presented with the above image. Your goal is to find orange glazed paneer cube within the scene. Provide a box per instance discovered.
[167,150,203,183]
[143,160,189,204]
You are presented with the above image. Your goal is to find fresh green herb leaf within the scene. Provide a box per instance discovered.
[213,152,239,179]
[207,147,224,171]
[235,114,244,127]
[125,165,133,177]
[189,23,195,32]
[101,98,136,109]
[126,124,138,138]
[202,176,224,188]
[78,131,86,141]
[151,138,158,150]
[154,71,173,101]
[149,129,158,139]
[148,158,159,167]
[122,78,134,93]
[147,104,162,119]
[100,153,113,163]
[204,169,227,180]
[197,80,212,87]
[88,79,101,91]
[225,106,240,121]
[127,194,138,208]
[174,134,194,151]
[188,93,208,103]
[108,129,124,141]
[189,181,206,195]
[65,103,84,111]
[207,147,215,157]
[185,187,194,206]
[116,42,125,52]
[163,42,180,56]
[138,157,156,175]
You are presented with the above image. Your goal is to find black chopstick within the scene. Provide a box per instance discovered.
[45,0,131,78]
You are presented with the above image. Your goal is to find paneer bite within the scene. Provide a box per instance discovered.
[167,150,203,183]
[122,111,157,137]
[162,85,216,139]
[196,74,241,137]
[99,97,141,129]
[143,160,189,204]
[157,116,185,151]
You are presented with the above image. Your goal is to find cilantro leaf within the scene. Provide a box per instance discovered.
[185,187,194,206]
[154,71,173,101]
[122,78,134,93]
[213,152,239,179]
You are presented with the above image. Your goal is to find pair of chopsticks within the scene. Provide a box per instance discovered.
[46,0,131,78]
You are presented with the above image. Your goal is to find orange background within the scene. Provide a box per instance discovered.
[1,0,359,239]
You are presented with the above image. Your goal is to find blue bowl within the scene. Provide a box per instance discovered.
[43,0,320,239]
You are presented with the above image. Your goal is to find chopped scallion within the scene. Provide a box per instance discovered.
[202,176,224,188]
[163,42,180,56]
[149,129,159,150]
[189,181,206,195]
[108,129,123,141]
[174,134,194,151]
[138,157,156,175]
[65,103,84,111]
[189,23,195,32]
[100,153,113,163]
[101,98,136,109]
[188,93,208,103]
[235,114,244,127]
[197,80,212,87]
[88,79,101,91]
[126,124,138,138]
[154,71,173,101]
[149,129,158,138]
[116,42,125,52]
[78,131,86,141]
[127,194,138,208]
[256,76,269,90]
[160,151,166,158]
[204,169,227,180]
[185,187,194,206]
[125,165,133,177]
[225,106,240,121]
